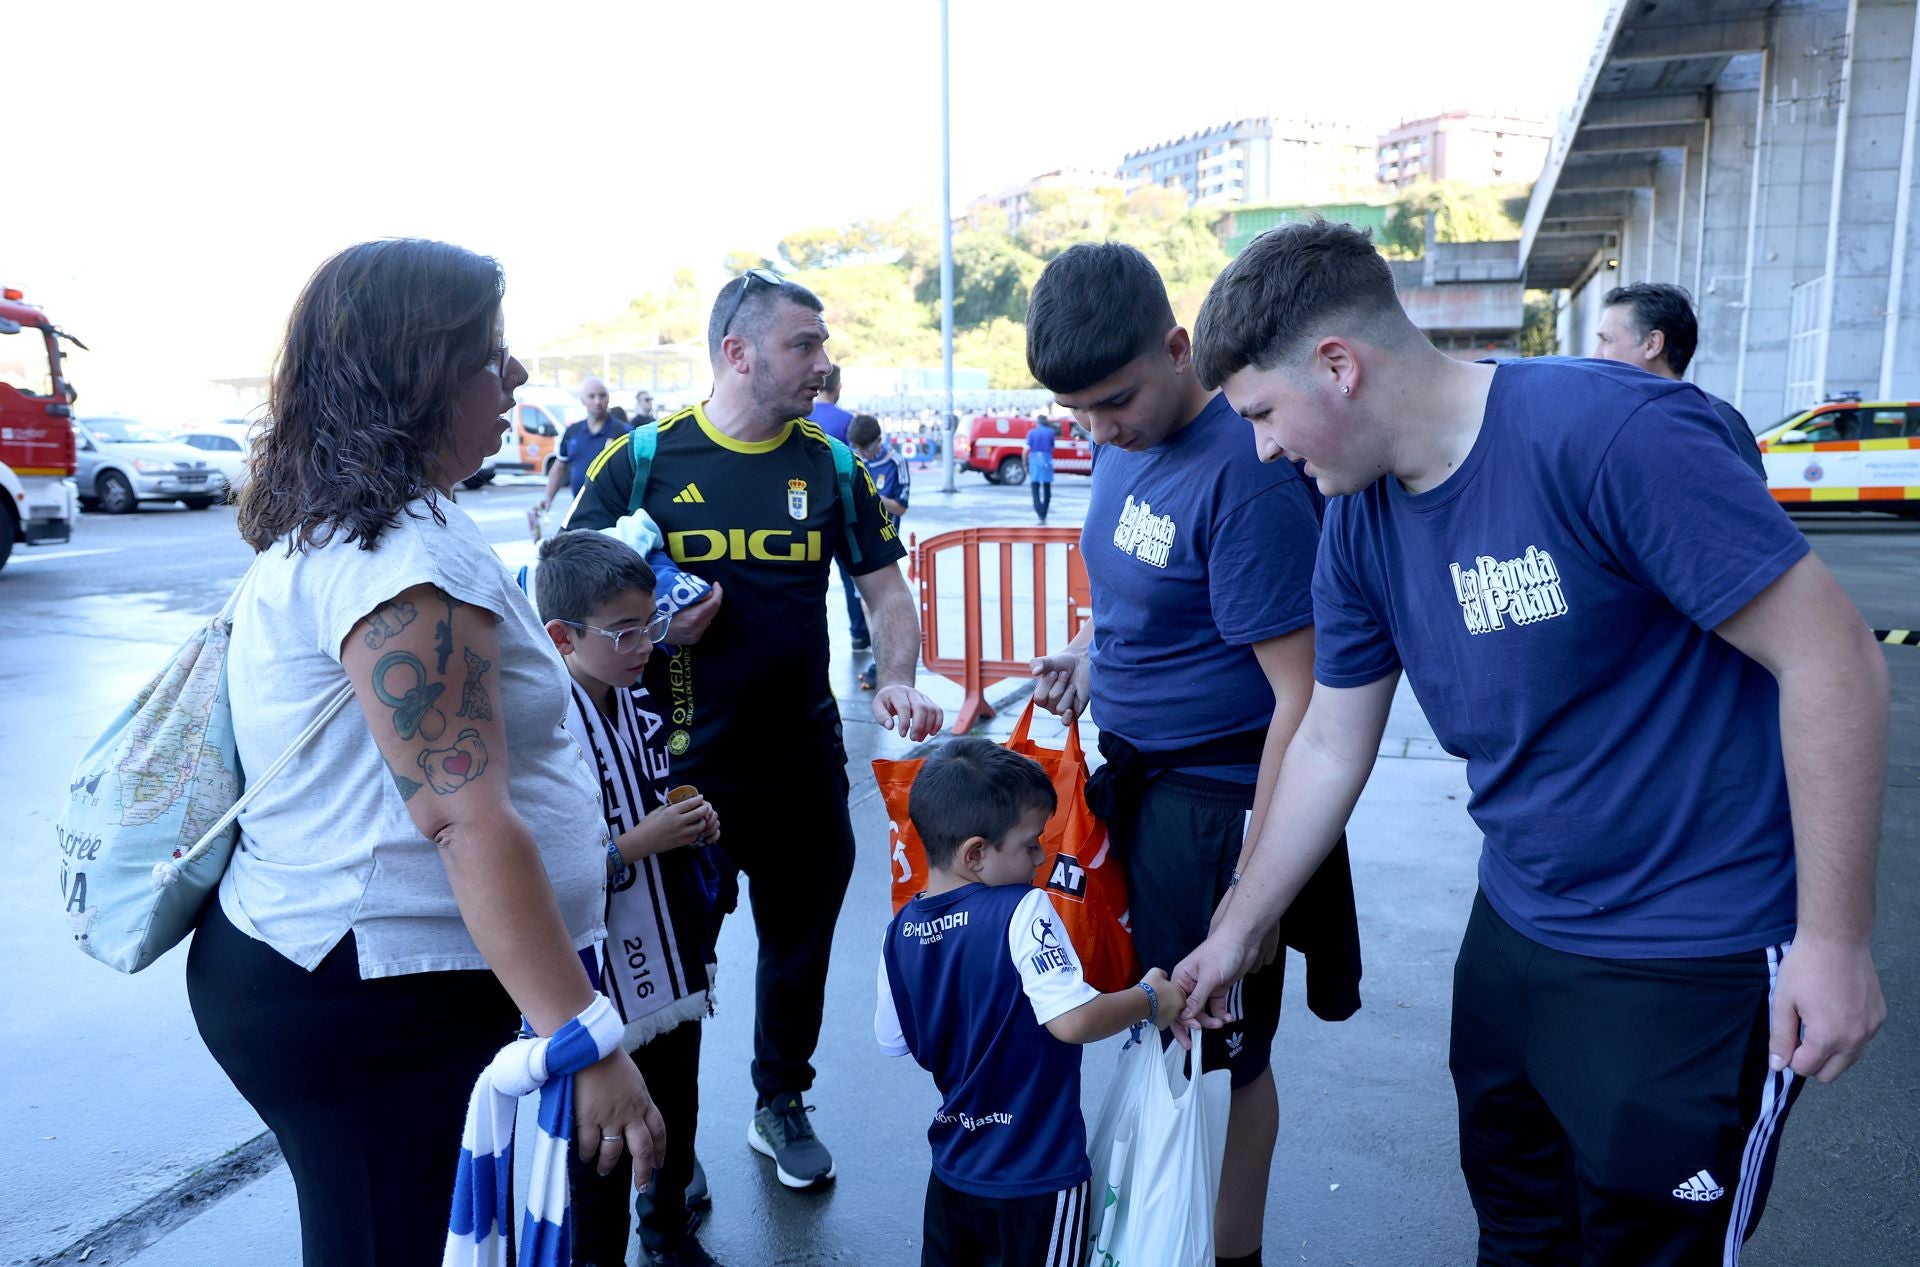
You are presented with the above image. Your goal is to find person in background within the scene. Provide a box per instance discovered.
[538,377,631,516]
[846,412,909,690]
[1592,281,1765,478]
[806,364,852,442]
[1024,415,1055,524]
[634,390,657,424]
[807,365,864,648]
[196,238,663,1262]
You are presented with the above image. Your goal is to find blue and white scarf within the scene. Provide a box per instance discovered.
[444,994,625,1266]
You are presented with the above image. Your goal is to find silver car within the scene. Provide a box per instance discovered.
[75,417,229,513]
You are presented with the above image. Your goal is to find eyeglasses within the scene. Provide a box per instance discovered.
[718,268,785,339]
[558,612,673,653]
[485,342,511,378]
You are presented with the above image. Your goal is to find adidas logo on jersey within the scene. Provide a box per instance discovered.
[672,483,705,504]
[1672,1170,1725,1202]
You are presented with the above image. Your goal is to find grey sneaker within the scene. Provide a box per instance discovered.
[747,1094,836,1189]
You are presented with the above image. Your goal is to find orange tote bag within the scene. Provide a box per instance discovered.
[873,701,1140,992]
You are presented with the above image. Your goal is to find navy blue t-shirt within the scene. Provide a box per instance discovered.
[807,400,852,444]
[1312,357,1809,957]
[1082,393,1321,779]
[559,417,631,496]
[876,885,1098,1198]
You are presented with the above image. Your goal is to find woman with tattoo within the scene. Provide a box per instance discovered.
[186,239,663,1265]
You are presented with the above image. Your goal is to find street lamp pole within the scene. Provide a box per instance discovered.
[939,0,957,493]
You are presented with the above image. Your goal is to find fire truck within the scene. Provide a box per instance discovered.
[0,285,83,573]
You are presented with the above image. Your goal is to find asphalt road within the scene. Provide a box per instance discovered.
[2,472,1913,1266]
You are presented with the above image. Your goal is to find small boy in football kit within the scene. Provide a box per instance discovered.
[876,738,1185,1267]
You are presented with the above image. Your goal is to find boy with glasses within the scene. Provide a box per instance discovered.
[538,529,730,1267]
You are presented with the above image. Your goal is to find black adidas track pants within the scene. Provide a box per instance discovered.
[1451,892,1801,1266]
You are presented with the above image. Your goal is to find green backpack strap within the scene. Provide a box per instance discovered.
[625,422,660,514]
[822,434,863,566]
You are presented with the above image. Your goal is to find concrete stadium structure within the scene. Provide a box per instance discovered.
[1524,0,1920,427]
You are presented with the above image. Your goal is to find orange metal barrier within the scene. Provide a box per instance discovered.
[910,527,1091,734]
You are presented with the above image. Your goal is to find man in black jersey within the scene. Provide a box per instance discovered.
[568,271,943,1192]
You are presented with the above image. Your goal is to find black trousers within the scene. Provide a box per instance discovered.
[1030,479,1053,520]
[922,1173,1091,1267]
[710,764,857,1104]
[1109,770,1285,1089]
[571,1019,703,1265]
[1451,892,1801,1267]
[187,902,518,1267]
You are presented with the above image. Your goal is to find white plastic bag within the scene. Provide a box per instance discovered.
[1087,1029,1231,1267]
[1087,1030,1157,1264]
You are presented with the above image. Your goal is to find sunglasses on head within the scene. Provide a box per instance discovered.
[718,268,785,339]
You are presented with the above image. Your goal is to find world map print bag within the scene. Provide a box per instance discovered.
[58,564,352,973]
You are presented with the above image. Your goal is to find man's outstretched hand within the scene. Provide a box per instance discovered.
[1030,649,1090,724]
[873,684,944,742]
[1171,925,1266,1039]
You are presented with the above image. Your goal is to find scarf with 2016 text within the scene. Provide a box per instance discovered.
[563,681,722,1049]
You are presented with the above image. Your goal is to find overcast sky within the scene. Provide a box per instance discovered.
[8,0,1612,419]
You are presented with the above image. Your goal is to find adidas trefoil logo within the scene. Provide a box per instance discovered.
[1672,1169,1725,1202]
[672,483,705,504]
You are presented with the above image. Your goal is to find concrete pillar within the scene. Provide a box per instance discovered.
[1651,156,1687,283]
[1693,65,1766,402]
[1685,121,1713,307]
[1817,0,1916,399]
[1888,1,1920,394]
[1566,253,1617,356]
[1625,188,1654,284]
[1737,2,1852,423]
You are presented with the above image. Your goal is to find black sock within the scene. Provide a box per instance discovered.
[1216,1252,1261,1267]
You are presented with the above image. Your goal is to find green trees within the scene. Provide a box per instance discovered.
[603,189,1236,388]
[1379,180,1531,257]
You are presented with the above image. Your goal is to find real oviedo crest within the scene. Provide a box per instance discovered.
[787,477,808,520]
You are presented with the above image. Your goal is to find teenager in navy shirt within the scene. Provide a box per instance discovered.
[1177,221,1889,1264]
[876,739,1185,1267]
[1025,242,1358,1267]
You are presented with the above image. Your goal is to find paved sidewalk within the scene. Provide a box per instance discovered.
[35,546,1919,1266]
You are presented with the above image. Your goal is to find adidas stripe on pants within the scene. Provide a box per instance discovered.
[921,1173,1091,1267]
[1451,892,1802,1267]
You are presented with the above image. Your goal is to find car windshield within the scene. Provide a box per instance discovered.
[86,417,167,443]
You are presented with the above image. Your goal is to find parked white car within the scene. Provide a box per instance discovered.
[173,423,255,494]
[75,417,228,513]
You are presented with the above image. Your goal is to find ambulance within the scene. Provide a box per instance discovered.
[1754,394,1920,518]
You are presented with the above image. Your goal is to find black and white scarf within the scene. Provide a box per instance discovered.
[563,681,721,1049]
